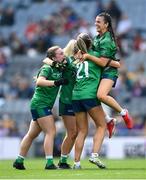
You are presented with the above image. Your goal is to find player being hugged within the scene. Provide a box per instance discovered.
[13,46,68,170]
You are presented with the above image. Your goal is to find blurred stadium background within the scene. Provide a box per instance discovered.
[0,0,146,161]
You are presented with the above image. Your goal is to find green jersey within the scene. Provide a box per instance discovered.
[59,56,76,104]
[30,64,62,109]
[72,50,102,100]
[92,31,118,77]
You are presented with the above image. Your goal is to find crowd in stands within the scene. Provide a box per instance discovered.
[0,0,146,137]
[0,114,21,137]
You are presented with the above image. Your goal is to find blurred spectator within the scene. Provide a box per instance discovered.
[17,0,31,9]
[0,51,8,77]
[132,80,143,97]
[0,114,20,137]
[94,0,104,17]
[133,32,146,52]
[0,6,15,26]
[17,78,34,99]
[3,73,34,100]
[133,31,144,51]
[0,119,8,137]
[35,27,53,53]
[116,14,132,38]
[0,36,12,58]
[25,20,40,42]
[9,32,26,54]
[104,0,122,28]
[61,6,79,32]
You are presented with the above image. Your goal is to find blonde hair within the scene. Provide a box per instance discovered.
[63,39,77,57]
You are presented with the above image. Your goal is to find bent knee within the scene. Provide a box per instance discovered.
[97,93,107,102]
[68,130,78,140]
[79,129,88,138]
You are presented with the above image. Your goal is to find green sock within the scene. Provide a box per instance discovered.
[60,155,68,163]
[47,158,53,166]
[16,156,24,163]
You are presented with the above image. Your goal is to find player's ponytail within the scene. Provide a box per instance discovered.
[77,33,92,50]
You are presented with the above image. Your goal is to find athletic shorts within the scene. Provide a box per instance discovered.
[31,107,52,121]
[101,74,118,87]
[59,101,75,116]
[72,98,101,113]
[101,67,118,87]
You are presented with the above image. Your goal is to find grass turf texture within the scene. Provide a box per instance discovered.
[0,158,146,179]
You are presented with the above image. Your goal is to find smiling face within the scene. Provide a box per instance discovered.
[95,15,108,35]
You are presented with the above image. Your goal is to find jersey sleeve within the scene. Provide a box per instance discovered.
[99,39,117,58]
[90,50,100,57]
[38,65,52,78]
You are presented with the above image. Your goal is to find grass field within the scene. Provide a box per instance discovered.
[0,158,146,179]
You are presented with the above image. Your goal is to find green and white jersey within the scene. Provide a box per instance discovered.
[59,56,76,104]
[72,50,102,100]
[30,64,62,109]
[93,31,118,77]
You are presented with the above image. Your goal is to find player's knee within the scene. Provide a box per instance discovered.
[80,128,88,138]
[45,128,56,137]
[68,129,77,141]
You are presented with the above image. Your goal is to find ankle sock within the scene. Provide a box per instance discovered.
[91,153,99,158]
[120,109,126,116]
[16,155,24,163]
[46,155,53,166]
[60,154,68,163]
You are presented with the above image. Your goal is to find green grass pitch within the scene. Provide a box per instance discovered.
[0,158,146,179]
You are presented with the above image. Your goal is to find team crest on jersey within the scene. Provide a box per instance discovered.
[52,72,62,79]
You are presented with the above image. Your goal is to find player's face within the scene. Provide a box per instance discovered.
[55,48,65,62]
[95,16,108,34]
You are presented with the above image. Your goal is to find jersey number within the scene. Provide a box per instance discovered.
[76,61,89,79]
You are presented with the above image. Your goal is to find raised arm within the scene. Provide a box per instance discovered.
[43,57,53,66]
[83,53,120,68]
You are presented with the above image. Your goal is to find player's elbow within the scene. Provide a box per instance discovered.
[36,79,43,86]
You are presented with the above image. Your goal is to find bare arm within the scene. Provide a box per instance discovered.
[43,57,53,66]
[83,53,120,68]
[36,76,54,87]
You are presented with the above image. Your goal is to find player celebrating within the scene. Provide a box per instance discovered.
[43,39,120,169]
[13,46,68,170]
[82,12,133,130]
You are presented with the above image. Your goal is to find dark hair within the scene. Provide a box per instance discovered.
[77,33,92,50]
[46,46,60,59]
[98,12,117,44]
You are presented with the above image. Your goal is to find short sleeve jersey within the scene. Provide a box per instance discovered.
[30,64,62,109]
[72,49,102,100]
[92,31,118,77]
[59,56,76,104]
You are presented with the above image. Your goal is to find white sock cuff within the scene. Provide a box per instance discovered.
[74,161,80,166]
[61,154,68,158]
[46,155,53,159]
[105,114,113,123]
[120,109,126,116]
[91,153,99,158]
[18,155,25,159]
